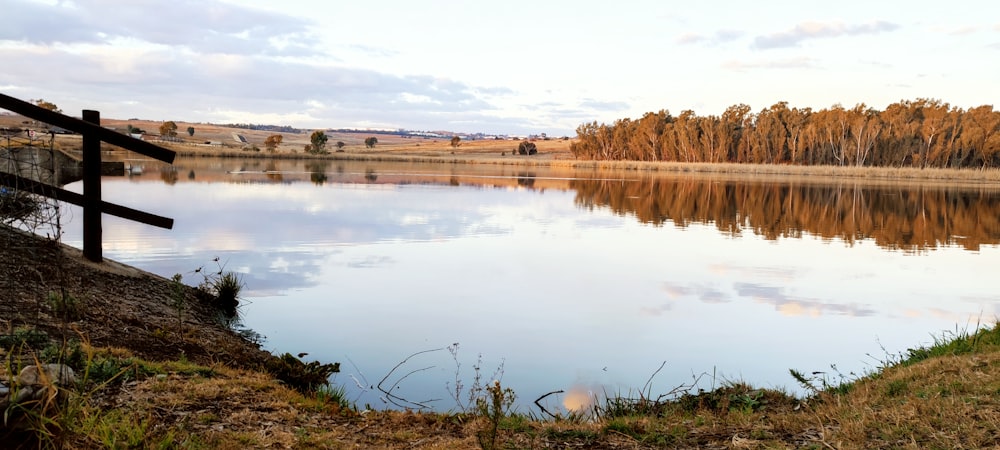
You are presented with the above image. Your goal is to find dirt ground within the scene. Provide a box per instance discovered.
[0,225,270,368]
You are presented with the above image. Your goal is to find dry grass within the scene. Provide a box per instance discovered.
[4,324,1000,448]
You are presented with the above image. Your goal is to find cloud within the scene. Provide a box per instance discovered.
[578,99,630,111]
[0,41,532,131]
[0,0,622,134]
[677,29,744,46]
[722,56,817,71]
[676,33,705,45]
[1,0,319,56]
[753,20,900,49]
[945,26,979,36]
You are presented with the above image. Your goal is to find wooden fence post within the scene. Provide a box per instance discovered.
[82,110,102,262]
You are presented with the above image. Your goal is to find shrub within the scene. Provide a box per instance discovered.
[265,353,340,394]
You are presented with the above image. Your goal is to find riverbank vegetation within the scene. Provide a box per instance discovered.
[3,314,1000,448]
[571,99,1000,170]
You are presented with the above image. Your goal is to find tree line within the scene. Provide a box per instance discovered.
[571,99,1000,169]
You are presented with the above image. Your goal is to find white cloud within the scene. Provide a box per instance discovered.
[2,1,997,135]
[722,57,818,71]
[753,20,900,49]
[677,29,744,46]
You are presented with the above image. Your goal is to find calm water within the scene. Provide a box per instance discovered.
[62,157,1000,413]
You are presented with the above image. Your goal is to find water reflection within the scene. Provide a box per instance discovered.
[59,157,1000,412]
[572,177,1000,252]
[124,157,1000,253]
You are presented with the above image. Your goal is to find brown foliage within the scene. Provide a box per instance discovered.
[574,99,1000,169]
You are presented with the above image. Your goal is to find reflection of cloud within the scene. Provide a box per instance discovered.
[707,263,797,281]
[399,214,430,225]
[753,20,900,49]
[347,256,394,269]
[734,282,876,317]
[959,296,1000,316]
[563,384,597,412]
[640,304,672,317]
[661,281,729,303]
[701,290,729,304]
[662,284,690,299]
[651,282,731,314]
[904,307,1000,327]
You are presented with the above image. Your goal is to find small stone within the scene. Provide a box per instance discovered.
[18,364,76,387]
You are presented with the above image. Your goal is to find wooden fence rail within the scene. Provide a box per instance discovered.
[0,93,176,262]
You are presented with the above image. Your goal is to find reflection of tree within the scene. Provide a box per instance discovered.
[160,168,178,185]
[516,172,536,187]
[305,161,329,185]
[187,169,195,180]
[571,177,1000,252]
[266,161,283,183]
[364,168,377,183]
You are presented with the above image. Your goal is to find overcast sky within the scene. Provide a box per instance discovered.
[2,0,998,135]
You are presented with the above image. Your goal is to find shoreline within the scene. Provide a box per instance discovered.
[157,144,1000,185]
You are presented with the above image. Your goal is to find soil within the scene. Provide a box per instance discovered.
[0,225,270,369]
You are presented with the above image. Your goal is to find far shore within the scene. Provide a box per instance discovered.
[146,141,1000,187]
[34,117,1000,185]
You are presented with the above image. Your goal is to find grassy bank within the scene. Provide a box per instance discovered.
[4,318,1000,448]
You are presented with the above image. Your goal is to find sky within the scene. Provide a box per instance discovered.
[2,0,998,136]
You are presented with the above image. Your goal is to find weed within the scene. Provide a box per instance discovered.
[265,352,340,394]
[46,290,85,321]
[476,380,516,450]
[315,383,352,411]
[39,339,86,372]
[84,409,152,448]
[789,365,854,397]
[0,326,50,351]
[170,273,185,332]
[543,427,598,443]
[886,379,908,397]
[193,257,246,321]
[447,343,505,413]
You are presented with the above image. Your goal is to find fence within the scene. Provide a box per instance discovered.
[0,93,176,262]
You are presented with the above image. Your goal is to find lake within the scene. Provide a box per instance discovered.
[61,156,1000,413]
